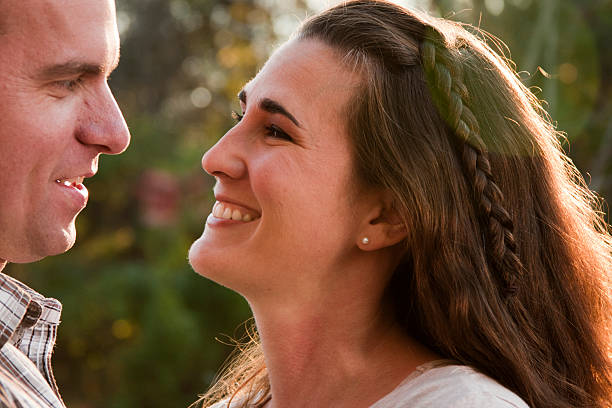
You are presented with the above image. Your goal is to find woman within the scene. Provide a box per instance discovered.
[189,1,612,407]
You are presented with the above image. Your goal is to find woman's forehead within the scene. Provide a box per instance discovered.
[243,39,360,110]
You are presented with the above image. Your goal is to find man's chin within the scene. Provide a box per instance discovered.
[49,225,78,255]
[11,224,77,264]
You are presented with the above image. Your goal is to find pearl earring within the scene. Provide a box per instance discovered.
[361,237,370,245]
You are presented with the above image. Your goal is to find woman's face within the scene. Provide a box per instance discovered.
[189,39,369,297]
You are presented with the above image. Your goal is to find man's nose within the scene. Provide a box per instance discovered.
[76,83,130,155]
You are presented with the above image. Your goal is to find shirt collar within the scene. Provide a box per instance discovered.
[0,273,61,348]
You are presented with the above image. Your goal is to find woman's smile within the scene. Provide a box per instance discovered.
[206,200,261,225]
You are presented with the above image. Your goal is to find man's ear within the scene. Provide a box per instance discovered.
[356,191,407,251]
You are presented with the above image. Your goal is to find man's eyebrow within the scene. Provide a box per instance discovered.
[238,90,302,128]
[35,59,119,80]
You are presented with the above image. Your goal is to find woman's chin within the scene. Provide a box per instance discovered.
[188,235,213,276]
[188,235,237,285]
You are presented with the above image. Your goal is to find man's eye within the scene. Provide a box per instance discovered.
[55,77,83,91]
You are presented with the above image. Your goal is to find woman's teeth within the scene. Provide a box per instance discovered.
[212,202,258,222]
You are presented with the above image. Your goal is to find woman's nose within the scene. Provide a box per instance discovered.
[201,129,247,180]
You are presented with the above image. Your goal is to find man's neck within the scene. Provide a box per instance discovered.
[0,260,6,273]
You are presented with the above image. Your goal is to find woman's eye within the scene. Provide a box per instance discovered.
[264,125,292,142]
[230,111,292,142]
[231,110,244,123]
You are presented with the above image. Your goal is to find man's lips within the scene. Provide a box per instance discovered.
[53,171,96,187]
[53,172,95,209]
[54,176,85,187]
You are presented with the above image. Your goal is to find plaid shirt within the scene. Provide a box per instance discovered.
[0,273,65,408]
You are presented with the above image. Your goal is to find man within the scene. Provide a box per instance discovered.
[0,0,130,406]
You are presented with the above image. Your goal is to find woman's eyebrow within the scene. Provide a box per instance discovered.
[238,89,302,129]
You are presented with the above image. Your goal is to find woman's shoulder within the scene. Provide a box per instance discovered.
[205,393,266,408]
[370,361,530,408]
[206,399,239,408]
[207,398,249,408]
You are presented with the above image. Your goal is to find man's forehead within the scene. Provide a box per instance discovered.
[1,0,115,35]
[0,0,119,73]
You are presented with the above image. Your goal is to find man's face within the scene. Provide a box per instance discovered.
[0,0,130,263]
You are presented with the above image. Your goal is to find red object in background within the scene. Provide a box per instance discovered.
[136,170,180,227]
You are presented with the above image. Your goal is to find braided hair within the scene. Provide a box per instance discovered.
[421,28,523,299]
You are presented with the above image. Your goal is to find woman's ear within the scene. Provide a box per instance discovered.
[356,191,407,251]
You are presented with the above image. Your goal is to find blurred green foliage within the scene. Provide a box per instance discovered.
[5,0,611,407]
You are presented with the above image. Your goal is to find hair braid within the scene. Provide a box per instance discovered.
[421,29,523,298]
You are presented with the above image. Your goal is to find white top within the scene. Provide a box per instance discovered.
[209,361,530,408]
[370,360,529,407]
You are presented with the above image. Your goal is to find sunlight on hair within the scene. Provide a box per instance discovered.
[305,0,431,12]
[263,0,433,41]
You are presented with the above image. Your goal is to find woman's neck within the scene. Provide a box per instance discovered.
[247,258,439,408]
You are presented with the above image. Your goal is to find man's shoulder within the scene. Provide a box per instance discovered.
[0,274,64,408]
[0,344,65,408]
[0,364,50,408]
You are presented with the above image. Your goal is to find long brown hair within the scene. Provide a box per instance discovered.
[197,1,612,407]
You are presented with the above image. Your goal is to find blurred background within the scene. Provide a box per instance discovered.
[5,0,611,406]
